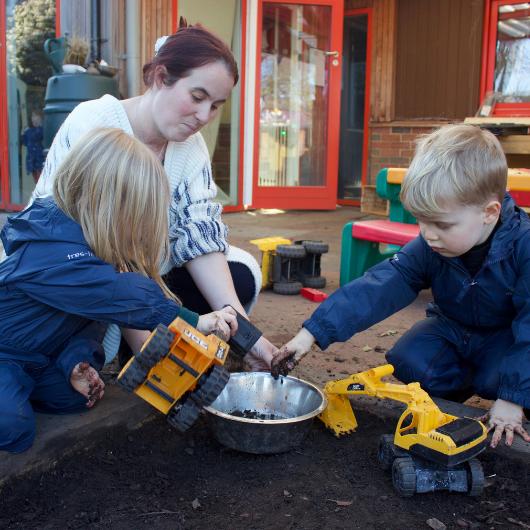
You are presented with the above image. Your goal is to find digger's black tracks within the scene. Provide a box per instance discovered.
[118,358,148,393]
[192,365,230,406]
[167,398,201,432]
[136,324,174,370]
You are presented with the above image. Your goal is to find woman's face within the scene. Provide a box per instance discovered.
[152,61,235,142]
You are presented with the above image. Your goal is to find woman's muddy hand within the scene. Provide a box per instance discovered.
[244,335,278,372]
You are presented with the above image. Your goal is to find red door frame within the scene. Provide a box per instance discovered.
[337,7,372,208]
[480,0,530,116]
[0,1,11,210]
[173,0,246,212]
[252,0,344,210]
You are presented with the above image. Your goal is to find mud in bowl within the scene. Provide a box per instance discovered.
[203,372,327,454]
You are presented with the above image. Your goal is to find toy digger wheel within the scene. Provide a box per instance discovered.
[167,398,201,433]
[273,281,303,295]
[300,240,329,254]
[378,434,397,471]
[118,358,148,393]
[192,365,230,407]
[136,324,174,369]
[276,244,306,259]
[302,276,326,289]
[392,456,416,497]
[466,458,485,497]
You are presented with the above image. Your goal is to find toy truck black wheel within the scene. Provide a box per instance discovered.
[192,365,230,407]
[392,456,416,497]
[378,434,397,471]
[273,281,303,295]
[302,275,326,289]
[136,324,174,369]
[300,240,329,254]
[466,458,485,497]
[276,244,306,259]
[167,398,201,433]
[118,358,148,393]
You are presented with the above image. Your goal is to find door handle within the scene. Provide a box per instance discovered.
[324,50,339,58]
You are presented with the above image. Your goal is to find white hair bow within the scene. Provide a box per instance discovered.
[154,35,169,55]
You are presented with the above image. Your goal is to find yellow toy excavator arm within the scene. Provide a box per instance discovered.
[319,364,451,436]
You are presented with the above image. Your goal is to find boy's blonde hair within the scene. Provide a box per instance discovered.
[53,127,176,300]
[401,124,507,217]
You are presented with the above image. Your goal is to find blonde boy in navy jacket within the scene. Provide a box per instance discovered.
[273,124,530,449]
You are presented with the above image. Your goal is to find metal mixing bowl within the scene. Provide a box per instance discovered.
[204,372,327,454]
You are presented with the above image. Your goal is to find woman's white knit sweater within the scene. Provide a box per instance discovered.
[32,94,229,273]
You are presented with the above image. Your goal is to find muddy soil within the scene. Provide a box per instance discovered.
[1,411,529,530]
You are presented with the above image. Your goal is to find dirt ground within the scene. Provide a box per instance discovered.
[1,414,529,529]
[1,208,529,528]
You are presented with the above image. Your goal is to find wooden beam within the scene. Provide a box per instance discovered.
[499,135,530,155]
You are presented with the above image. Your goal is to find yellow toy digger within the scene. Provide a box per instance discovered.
[117,311,262,432]
[319,364,488,496]
[250,237,328,295]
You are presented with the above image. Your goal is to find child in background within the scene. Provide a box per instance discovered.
[21,110,45,183]
[0,128,237,454]
[272,124,530,449]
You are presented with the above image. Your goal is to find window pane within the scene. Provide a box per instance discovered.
[494,2,530,102]
[5,0,55,206]
[178,0,242,207]
[258,3,331,187]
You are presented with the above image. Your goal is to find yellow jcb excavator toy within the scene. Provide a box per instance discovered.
[118,309,262,432]
[319,364,488,496]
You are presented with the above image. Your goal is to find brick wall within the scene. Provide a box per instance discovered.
[367,122,449,184]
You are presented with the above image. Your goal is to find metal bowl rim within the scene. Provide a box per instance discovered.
[203,372,328,425]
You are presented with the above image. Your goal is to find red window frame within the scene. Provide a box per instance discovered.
[481,0,530,117]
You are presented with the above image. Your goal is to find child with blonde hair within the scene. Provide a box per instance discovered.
[0,128,237,454]
[273,124,530,449]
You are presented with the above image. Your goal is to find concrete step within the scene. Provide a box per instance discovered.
[0,384,154,487]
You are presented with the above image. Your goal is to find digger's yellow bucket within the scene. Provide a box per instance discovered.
[318,394,358,436]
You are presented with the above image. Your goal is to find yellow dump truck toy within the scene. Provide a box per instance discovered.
[118,311,262,432]
[319,364,488,496]
[250,236,328,295]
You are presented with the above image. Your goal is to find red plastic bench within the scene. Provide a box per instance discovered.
[340,220,420,285]
[351,220,420,246]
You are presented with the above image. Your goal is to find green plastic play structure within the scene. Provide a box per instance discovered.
[339,168,418,286]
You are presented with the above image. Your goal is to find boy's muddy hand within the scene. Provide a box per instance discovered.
[270,328,316,378]
[479,398,530,448]
[198,306,238,341]
[70,362,105,408]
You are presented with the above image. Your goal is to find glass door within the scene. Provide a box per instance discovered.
[338,12,370,203]
[252,0,343,210]
[177,0,244,210]
[1,0,56,209]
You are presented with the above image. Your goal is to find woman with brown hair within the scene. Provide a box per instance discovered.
[32,22,276,370]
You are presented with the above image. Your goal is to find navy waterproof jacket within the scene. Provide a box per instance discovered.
[0,198,198,380]
[305,194,530,408]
